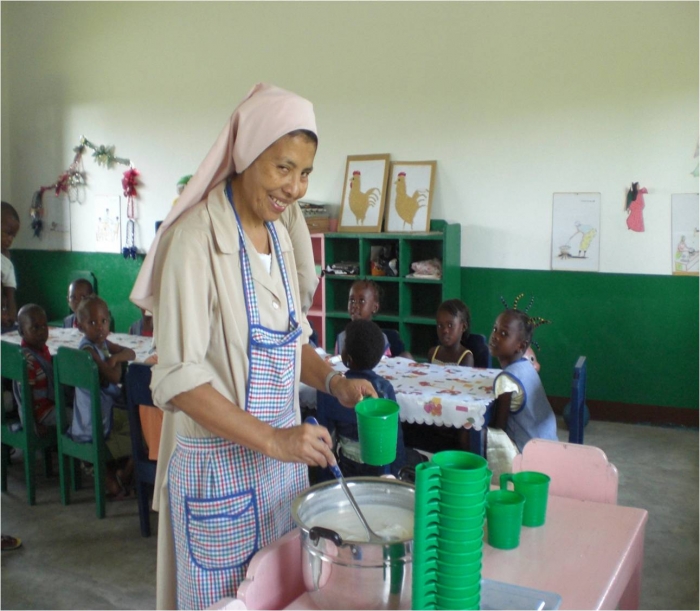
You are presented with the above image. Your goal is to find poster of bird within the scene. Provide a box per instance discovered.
[385,161,436,233]
[338,154,390,233]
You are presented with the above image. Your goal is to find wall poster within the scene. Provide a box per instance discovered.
[671,193,699,276]
[551,192,601,272]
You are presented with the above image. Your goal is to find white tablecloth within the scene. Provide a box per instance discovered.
[301,356,499,431]
[1,327,155,364]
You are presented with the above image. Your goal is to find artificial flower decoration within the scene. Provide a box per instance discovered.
[33,135,142,244]
[122,168,140,199]
[93,144,115,167]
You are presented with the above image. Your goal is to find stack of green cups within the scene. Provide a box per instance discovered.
[412,450,489,611]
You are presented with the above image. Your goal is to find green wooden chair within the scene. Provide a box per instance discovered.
[1,341,56,505]
[54,346,110,519]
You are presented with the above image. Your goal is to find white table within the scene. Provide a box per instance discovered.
[300,356,500,455]
[1,327,155,363]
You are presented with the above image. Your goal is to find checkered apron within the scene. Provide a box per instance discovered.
[168,184,309,610]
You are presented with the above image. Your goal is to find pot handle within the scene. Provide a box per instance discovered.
[309,526,344,548]
[397,465,416,483]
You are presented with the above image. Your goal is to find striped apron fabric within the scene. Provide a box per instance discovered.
[168,184,309,610]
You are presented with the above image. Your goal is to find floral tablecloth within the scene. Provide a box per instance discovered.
[301,356,499,431]
[1,327,155,363]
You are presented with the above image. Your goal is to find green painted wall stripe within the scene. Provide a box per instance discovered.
[463,267,698,410]
[9,250,698,410]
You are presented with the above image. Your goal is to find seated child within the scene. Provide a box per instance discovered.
[64,278,94,328]
[130,314,161,460]
[524,346,540,372]
[1,201,20,331]
[319,319,411,478]
[13,304,56,436]
[335,280,411,359]
[488,298,557,456]
[129,308,153,337]
[428,299,475,367]
[71,295,136,498]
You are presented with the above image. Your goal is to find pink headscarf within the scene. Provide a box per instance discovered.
[130,83,317,310]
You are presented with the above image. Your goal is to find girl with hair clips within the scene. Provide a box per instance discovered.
[487,294,557,476]
[130,84,376,610]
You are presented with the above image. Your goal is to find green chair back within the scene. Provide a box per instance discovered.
[54,346,109,518]
[1,341,55,505]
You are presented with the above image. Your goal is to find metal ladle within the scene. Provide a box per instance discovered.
[306,417,386,544]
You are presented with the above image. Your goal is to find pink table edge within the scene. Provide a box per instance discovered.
[232,495,648,611]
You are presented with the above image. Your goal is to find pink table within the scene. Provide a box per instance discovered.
[214,494,647,610]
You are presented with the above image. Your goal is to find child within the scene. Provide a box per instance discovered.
[64,278,94,328]
[524,346,540,372]
[128,308,153,337]
[428,299,475,367]
[13,304,56,435]
[129,310,161,460]
[488,295,557,454]
[71,295,136,499]
[1,201,20,331]
[319,319,413,477]
[335,280,412,359]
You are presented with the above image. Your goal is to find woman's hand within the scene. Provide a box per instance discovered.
[330,375,377,408]
[268,422,336,467]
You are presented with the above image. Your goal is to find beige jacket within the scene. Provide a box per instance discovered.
[150,180,311,609]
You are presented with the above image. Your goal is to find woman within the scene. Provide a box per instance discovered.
[131,84,376,610]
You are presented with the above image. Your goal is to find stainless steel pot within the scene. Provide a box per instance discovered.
[291,477,415,610]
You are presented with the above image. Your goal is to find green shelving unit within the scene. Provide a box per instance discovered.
[323,220,461,359]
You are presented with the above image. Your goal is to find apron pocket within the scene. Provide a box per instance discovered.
[185,490,259,571]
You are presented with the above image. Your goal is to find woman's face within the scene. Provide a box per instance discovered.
[238,133,316,224]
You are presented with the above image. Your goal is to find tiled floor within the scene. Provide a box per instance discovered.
[1,419,698,610]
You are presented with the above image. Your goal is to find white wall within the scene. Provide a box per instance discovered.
[2,1,697,274]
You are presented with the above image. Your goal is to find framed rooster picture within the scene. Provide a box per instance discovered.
[385,161,436,233]
[338,154,391,233]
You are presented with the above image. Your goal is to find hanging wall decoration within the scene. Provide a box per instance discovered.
[625,182,647,232]
[33,137,141,253]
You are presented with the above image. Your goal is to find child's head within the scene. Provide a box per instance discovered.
[67,278,94,314]
[435,299,470,349]
[489,310,531,366]
[524,346,540,372]
[1,201,20,255]
[17,303,49,351]
[342,319,385,371]
[76,295,111,345]
[347,280,381,321]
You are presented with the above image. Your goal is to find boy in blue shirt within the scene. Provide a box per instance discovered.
[318,319,410,477]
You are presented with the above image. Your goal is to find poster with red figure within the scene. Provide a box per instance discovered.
[625,183,647,232]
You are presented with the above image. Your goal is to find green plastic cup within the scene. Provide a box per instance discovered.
[433,450,488,482]
[500,471,551,527]
[437,535,483,554]
[439,512,485,531]
[355,398,399,465]
[438,497,484,517]
[485,490,525,549]
[440,476,490,500]
[436,592,480,610]
[438,524,484,548]
[436,559,481,577]
[436,571,482,590]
